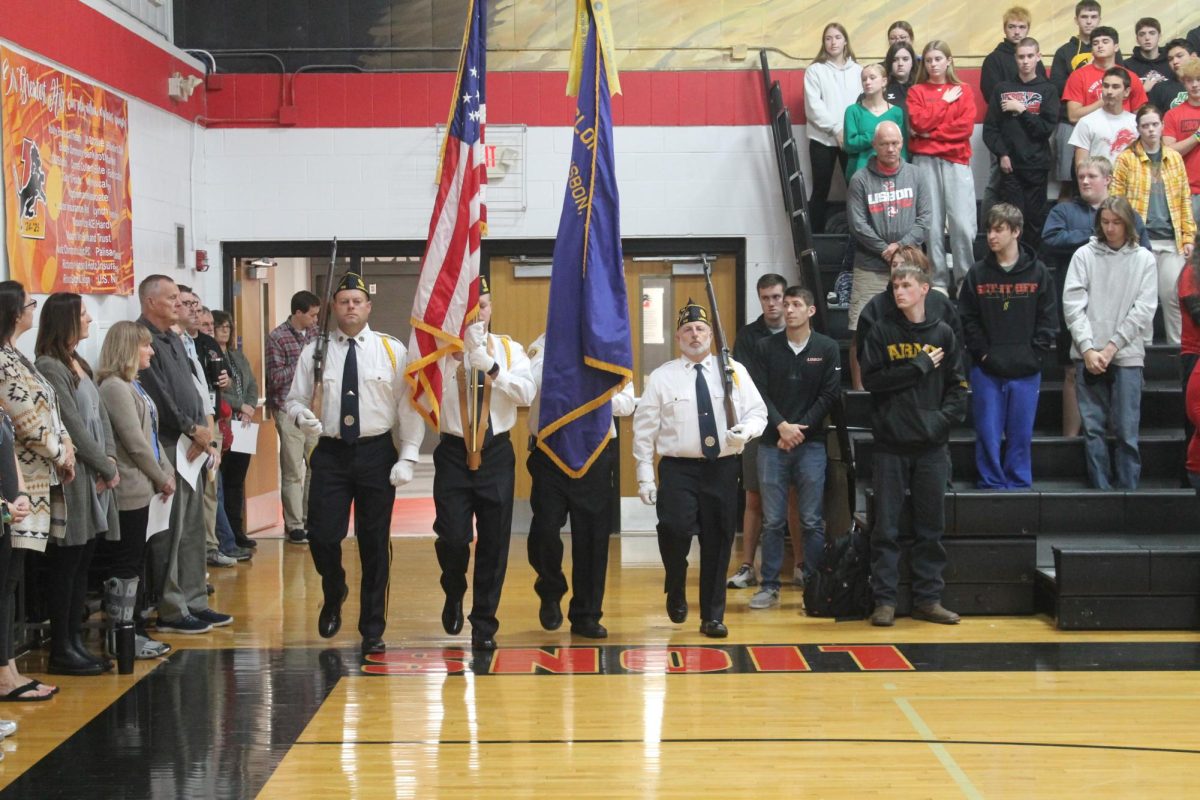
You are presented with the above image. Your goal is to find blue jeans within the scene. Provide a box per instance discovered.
[970,366,1040,489]
[1074,363,1143,489]
[757,440,826,589]
[215,472,238,554]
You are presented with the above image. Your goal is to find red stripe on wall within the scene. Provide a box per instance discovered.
[1,0,204,120]
[0,2,990,130]
[206,68,987,129]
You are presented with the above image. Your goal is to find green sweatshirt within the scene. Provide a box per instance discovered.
[843,102,908,180]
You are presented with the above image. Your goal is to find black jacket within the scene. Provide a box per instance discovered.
[137,317,206,443]
[861,309,967,453]
[1125,47,1171,84]
[855,284,963,356]
[980,40,1049,102]
[732,314,780,365]
[982,75,1060,171]
[884,80,909,108]
[749,330,841,445]
[958,247,1058,378]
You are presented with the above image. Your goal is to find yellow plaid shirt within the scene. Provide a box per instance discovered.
[1111,141,1196,253]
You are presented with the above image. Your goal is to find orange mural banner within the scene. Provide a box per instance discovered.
[2,47,133,295]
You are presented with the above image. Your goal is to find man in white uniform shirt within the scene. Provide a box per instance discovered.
[286,272,416,657]
[396,277,536,652]
[525,332,635,640]
[633,300,767,638]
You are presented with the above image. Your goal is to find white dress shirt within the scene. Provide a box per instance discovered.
[397,332,536,460]
[633,353,767,484]
[285,324,414,441]
[527,332,635,437]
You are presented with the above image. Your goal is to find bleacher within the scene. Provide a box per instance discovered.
[811,230,1198,629]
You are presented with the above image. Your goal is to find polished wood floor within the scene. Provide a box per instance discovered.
[1,533,1199,798]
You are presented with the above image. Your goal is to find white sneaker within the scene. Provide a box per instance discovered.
[727,563,758,589]
[0,719,16,737]
[748,587,781,609]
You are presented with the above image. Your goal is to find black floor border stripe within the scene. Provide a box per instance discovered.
[290,736,1200,756]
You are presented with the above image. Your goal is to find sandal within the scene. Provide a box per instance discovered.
[1,681,54,702]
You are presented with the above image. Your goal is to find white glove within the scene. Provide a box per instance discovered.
[464,322,487,352]
[295,408,323,435]
[638,481,657,506]
[389,460,414,487]
[468,346,496,373]
[725,423,751,452]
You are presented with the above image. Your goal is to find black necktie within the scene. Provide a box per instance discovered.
[695,363,719,460]
[340,339,360,443]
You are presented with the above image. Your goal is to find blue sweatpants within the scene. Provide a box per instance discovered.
[970,366,1040,489]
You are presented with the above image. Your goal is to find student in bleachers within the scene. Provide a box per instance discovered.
[1063,27,1148,131]
[908,40,976,291]
[804,23,862,234]
[1179,254,1200,449]
[1042,156,1151,438]
[844,63,907,180]
[1112,104,1196,345]
[883,42,917,108]
[958,204,1058,490]
[1063,196,1158,490]
[1163,59,1200,230]
[1126,18,1171,95]
[1068,67,1138,172]
[982,36,1059,249]
[1051,1,1106,195]
[1149,39,1196,112]
[887,21,914,50]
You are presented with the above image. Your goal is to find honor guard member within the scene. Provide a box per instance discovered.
[526,332,635,639]
[398,277,535,652]
[633,300,767,638]
[285,272,416,656]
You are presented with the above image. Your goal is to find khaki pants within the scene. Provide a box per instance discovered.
[273,409,315,532]
[149,439,210,620]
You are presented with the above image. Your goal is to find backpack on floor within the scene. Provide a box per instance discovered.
[803,523,873,619]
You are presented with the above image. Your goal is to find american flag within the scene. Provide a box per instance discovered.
[405,0,487,428]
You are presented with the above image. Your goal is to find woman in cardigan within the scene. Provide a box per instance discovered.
[0,281,71,695]
[96,321,174,660]
[35,293,119,676]
[212,310,258,550]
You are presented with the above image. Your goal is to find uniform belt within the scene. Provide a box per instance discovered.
[661,455,737,464]
[321,432,391,447]
[440,430,510,447]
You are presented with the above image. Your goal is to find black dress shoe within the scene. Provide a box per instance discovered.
[539,598,563,631]
[318,585,349,639]
[470,632,497,651]
[442,596,464,635]
[569,620,608,639]
[699,620,728,638]
[71,636,112,672]
[361,637,386,656]
[666,589,688,624]
[235,533,258,549]
[47,649,105,676]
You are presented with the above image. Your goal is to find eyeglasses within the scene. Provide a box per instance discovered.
[23,299,37,310]
[180,300,201,308]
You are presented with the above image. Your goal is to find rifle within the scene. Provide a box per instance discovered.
[310,237,338,418]
[701,255,737,426]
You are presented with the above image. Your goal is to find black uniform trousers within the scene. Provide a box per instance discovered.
[656,455,739,623]
[433,431,515,639]
[307,433,397,640]
[526,441,614,625]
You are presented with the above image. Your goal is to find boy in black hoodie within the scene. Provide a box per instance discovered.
[1125,18,1171,94]
[958,205,1058,490]
[983,37,1060,249]
[861,267,968,627]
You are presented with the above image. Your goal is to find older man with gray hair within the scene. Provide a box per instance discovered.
[845,120,932,388]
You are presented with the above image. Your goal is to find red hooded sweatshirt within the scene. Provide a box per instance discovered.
[908,82,976,165]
